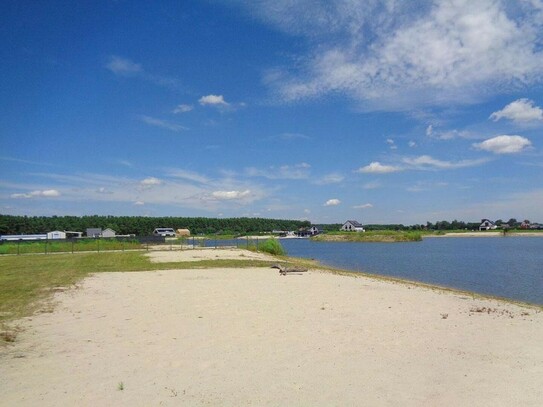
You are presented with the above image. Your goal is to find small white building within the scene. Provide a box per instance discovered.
[47,230,66,240]
[102,228,116,238]
[341,220,365,232]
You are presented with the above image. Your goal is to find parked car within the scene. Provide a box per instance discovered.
[153,228,176,237]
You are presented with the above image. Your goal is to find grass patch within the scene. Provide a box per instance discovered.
[248,238,286,255]
[0,251,277,344]
[0,239,142,255]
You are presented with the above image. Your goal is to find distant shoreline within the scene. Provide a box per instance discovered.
[425,231,543,238]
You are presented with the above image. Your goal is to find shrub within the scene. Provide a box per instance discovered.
[256,239,285,256]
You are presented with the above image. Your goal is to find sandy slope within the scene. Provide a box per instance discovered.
[1,264,542,406]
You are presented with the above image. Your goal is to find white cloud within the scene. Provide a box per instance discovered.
[324,198,341,206]
[402,155,488,170]
[386,138,397,150]
[11,189,60,199]
[140,177,162,186]
[199,94,229,106]
[490,99,543,123]
[426,125,472,140]
[473,135,532,154]
[244,1,543,110]
[105,56,142,76]
[140,115,187,132]
[408,141,417,148]
[211,190,251,200]
[134,201,145,206]
[357,161,402,174]
[353,203,373,209]
[173,104,193,114]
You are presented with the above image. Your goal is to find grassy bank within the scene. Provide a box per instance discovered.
[312,230,423,242]
[0,251,276,343]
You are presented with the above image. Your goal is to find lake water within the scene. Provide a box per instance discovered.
[280,237,543,305]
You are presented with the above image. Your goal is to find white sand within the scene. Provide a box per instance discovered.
[2,263,543,406]
[145,247,278,263]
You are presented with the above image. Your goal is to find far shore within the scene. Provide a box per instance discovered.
[424,231,543,238]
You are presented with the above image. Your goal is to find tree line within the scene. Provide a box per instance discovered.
[0,215,311,236]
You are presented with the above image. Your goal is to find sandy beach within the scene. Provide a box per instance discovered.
[2,250,542,406]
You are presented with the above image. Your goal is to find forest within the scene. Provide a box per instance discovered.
[0,215,311,236]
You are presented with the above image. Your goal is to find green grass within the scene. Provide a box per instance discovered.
[0,239,142,255]
[0,251,276,341]
[248,238,286,255]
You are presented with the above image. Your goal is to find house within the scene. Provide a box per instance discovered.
[308,226,319,235]
[341,220,365,232]
[102,228,116,238]
[47,230,66,240]
[86,228,102,238]
[479,219,497,231]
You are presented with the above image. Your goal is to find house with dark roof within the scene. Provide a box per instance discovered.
[479,219,497,231]
[341,220,365,232]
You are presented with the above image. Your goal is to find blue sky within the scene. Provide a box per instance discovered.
[1,0,542,224]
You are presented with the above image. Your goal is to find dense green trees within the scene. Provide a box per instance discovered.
[0,215,310,236]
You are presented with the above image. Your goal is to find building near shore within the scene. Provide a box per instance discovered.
[341,220,365,232]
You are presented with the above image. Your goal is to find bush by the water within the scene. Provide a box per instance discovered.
[255,239,285,256]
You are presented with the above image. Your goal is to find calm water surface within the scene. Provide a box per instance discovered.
[280,237,543,305]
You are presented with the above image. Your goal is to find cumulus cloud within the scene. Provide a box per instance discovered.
[11,189,60,199]
[140,116,187,132]
[105,56,142,76]
[490,99,543,123]
[324,198,341,206]
[199,95,230,107]
[357,162,401,174]
[473,135,532,154]
[241,0,543,110]
[173,104,193,114]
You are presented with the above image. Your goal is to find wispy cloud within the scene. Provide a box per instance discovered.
[242,1,543,110]
[11,189,60,199]
[314,172,344,185]
[490,99,543,123]
[173,104,193,114]
[245,163,311,180]
[401,155,489,170]
[473,135,532,154]
[105,55,181,89]
[105,56,142,76]
[140,115,187,132]
[353,203,373,209]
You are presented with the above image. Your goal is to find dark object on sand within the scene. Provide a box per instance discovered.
[271,264,308,276]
